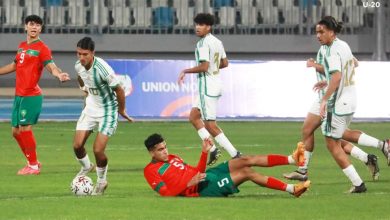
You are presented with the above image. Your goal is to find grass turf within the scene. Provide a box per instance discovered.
[0,121,388,220]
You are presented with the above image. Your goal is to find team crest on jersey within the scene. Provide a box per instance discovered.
[20,109,27,120]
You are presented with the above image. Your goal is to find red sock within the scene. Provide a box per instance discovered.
[267,155,289,167]
[14,132,26,155]
[266,177,287,191]
[20,130,38,166]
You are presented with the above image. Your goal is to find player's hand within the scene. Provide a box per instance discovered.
[306,58,316,68]
[202,138,213,153]
[319,99,327,119]
[186,172,206,187]
[313,81,327,92]
[58,72,71,82]
[119,109,134,123]
[177,71,186,86]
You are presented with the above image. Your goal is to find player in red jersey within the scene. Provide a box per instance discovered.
[144,133,311,197]
[0,15,70,175]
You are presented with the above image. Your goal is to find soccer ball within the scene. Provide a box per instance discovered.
[70,175,94,196]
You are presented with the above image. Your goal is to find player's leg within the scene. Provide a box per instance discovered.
[74,112,95,176]
[343,129,389,165]
[322,114,366,193]
[91,132,110,195]
[13,95,42,175]
[283,112,321,180]
[73,130,94,176]
[205,120,240,158]
[342,140,379,181]
[229,165,310,197]
[91,113,117,195]
[190,101,220,165]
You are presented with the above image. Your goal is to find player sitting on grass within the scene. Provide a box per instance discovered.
[144,133,311,198]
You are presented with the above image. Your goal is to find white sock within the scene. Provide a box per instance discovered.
[286,184,294,193]
[77,154,92,170]
[287,155,295,164]
[215,133,238,157]
[358,133,380,149]
[96,165,108,182]
[350,146,368,163]
[28,164,39,170]
[342,165,363,186]
[197,127,216,152]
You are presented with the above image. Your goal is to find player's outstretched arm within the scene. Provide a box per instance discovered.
[307,58,324,74]
[45,62,70,82]
[196,138,213,172]
[178,62,209,85]
[114,86,134,123]
[0,62,16,75]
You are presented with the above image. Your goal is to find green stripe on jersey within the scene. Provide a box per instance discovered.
[26,49,40,57]
[154,182,165,192]
[158,163,170,176]
[43,60,54,66]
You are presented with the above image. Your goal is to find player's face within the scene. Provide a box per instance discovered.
[195,23,210,37]
[150,141,169,162]
[25,21,42,39]
[77,48,95,69]
[316,24,335,46]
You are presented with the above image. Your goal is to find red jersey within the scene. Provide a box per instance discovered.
[144,152,207,197]
[14,39,53,96]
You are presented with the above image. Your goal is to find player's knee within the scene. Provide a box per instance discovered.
[302,125,314,138]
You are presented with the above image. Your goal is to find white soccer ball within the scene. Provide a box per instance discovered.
[70,175,94,196]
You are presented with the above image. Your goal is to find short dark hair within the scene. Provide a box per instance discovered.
[144,133,165,151]
[25,15,43,25]
[77,37,95,51]
[194,13,214,26]
[318,16,343,34]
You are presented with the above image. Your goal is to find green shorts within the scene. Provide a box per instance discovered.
[11,95,43,127]
[198,161,239,197]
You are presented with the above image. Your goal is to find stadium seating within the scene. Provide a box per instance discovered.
[0,0,379,34]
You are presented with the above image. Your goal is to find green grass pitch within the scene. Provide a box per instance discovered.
[0,121,388,220]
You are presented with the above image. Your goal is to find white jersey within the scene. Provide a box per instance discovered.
[324,38,357,115]
[195,33,227,97]
[75,56,120,117]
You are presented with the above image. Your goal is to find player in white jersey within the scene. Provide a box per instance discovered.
[72,37,133,195]
[313,16,368,193]
[177,13,240,165]
[284,41,389,181]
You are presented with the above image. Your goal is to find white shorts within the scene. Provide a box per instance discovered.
[76,111,118,137]
[308,101,320,116]
[193,94,219,120]
[321,111,353,139]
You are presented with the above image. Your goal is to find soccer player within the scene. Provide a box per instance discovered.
[144,133,311,198]
[72,37,133,195]
[284,21,389,183]
[300,16,368,193]
[0,15,70,175]
[177,13,240,166]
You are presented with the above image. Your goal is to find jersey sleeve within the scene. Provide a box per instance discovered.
[40,44,54,66]
[98,61,120,88]
[198,44,210,62]
[325,53,342,74]
[220,43,227,59]
[144,166,181,197]
[196,151,208,173]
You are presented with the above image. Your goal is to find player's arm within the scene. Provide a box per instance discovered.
[307,58,325,74]
[219,57,228,69]
[353,57,359,67]
[113,85,134,122]
[196,138,213,172]
[320,71,341,117]
[178,61,209,85]
[45,62,70,82]
[0,62,16,75]
[144,168,182,196]
[77,75,88,96]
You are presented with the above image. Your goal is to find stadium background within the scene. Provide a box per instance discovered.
[0,1,389,120]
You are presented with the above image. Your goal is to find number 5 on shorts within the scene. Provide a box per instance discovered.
[217,177,229,187]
